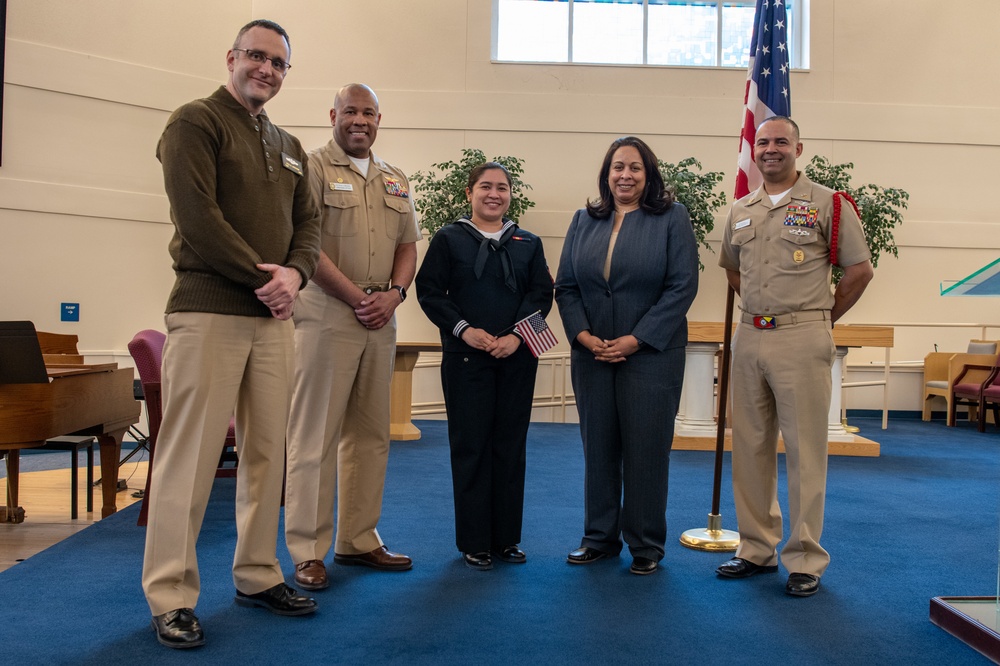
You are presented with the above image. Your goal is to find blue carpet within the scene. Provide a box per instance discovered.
[0,417,996,664]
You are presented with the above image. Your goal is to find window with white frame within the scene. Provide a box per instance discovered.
[493,0,808,69]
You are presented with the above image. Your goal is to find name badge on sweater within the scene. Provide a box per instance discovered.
[281,153,303,176]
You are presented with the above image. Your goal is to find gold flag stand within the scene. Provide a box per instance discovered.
[680,286,739,552]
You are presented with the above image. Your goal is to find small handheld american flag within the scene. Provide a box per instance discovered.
[513,311,558,358]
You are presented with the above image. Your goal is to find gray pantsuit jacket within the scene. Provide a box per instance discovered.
[555,204,699,558]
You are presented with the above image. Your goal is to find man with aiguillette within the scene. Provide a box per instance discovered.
[715,116,873,598]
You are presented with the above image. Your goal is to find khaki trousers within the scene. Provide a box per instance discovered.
[730,319,834,577]
[142,312,293,616]
[284,285,395,564]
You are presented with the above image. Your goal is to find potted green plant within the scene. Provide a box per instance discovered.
[410,148,535,238]
[804,156,909,282]
[658,157,728,270]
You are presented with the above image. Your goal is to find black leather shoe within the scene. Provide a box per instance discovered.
[493,545,526,564]
[786,572,820,597]
[463,552,493,571]
[715,557,779,579]
[151,608,205,649]
[235,583,317,616]
[567,546,611,565]
[630,557,658,575]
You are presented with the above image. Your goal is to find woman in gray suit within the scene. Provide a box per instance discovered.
[555,136,699,575]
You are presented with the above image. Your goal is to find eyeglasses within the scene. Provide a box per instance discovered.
[233,48,291,74]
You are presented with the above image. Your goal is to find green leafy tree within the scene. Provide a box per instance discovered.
[410,148,535,238]
[804,155,909,282]
[658,157,727,270]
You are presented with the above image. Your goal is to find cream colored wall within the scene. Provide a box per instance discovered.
[2,0,997,410]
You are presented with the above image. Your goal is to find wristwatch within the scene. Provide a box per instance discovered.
[391,285,407,302]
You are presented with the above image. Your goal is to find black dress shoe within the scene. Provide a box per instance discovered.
[715,557,779,579]
[151,608,205,649]
[463,552,493,571]
[630,557,658,575]
[493,545,526,564]
[567,546,611,565]
[235,583,317,616]
[786,572,820,597]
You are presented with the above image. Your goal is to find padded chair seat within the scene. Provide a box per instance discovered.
[954,381,984,398]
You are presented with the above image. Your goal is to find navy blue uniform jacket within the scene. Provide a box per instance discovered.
[416,220,553,353]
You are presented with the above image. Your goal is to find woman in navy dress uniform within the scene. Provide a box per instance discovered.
[555,137,699,575]
[415,162,554,571]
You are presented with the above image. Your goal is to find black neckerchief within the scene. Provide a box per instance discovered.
[458,217,518,292]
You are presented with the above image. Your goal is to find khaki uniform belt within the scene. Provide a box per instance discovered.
[741,310,831,329]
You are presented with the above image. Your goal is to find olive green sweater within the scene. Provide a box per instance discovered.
[156,86,321,316]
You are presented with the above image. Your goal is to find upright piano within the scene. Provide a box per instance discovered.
[0,326,140,522]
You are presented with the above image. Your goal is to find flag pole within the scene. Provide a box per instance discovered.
[679,0,788,553]
[495,310,541,338]
[679,284,739,551]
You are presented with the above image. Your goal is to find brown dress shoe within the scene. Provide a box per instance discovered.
[334,545,412,571]
[294,559,329,590]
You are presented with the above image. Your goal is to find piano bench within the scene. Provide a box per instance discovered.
[38,436,95,520]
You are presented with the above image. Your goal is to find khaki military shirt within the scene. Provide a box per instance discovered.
[307,139,421,285]
[719,172,870,316]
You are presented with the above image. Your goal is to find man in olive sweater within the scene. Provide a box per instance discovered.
[142,19,321,649]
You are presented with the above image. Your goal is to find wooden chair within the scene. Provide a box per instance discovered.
[982,377,1000,433]
[949,357,1000,430]
[922,340,999,426]
[127,330,238,527]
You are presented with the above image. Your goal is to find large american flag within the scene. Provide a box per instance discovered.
[513,311,558,358]
[735,0,792,199]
